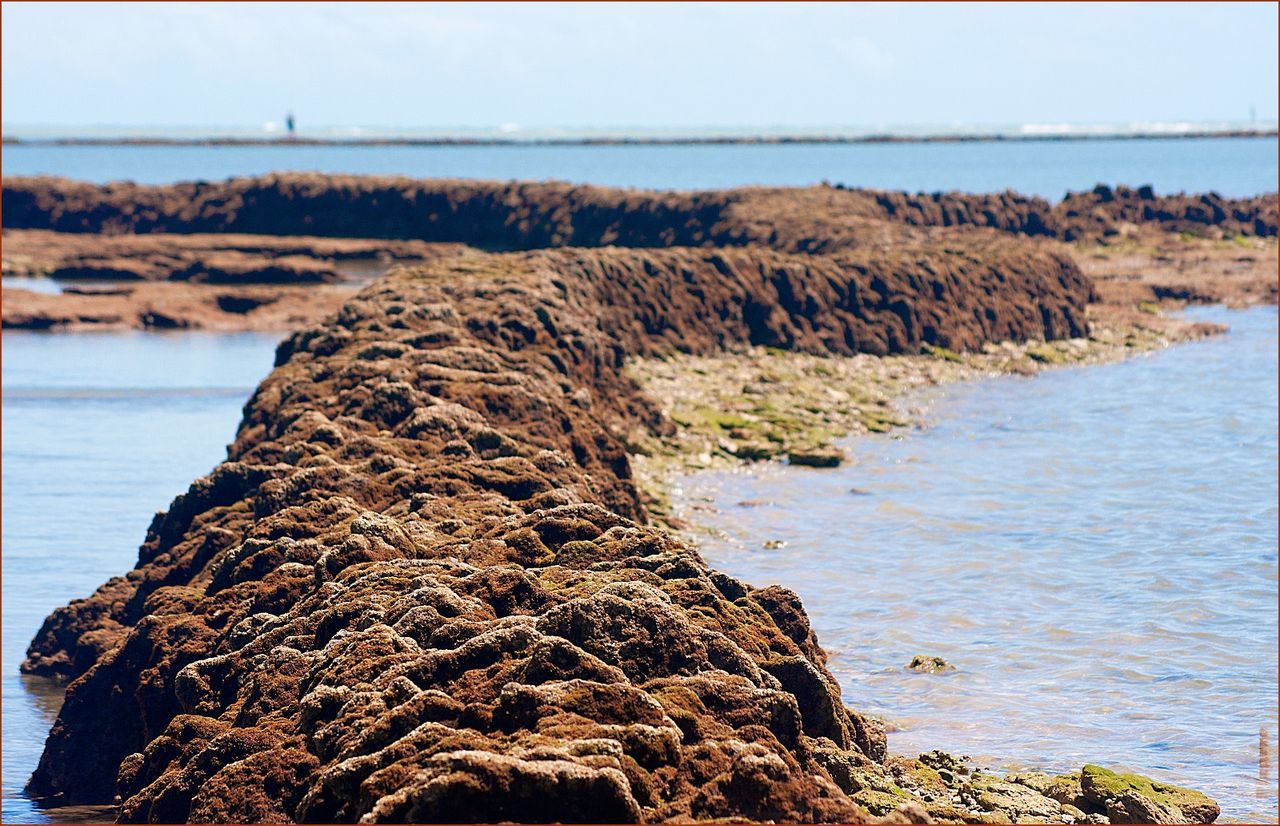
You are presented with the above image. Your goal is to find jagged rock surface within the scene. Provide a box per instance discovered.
[24,242,1101,823]
[1,281,358,332]
[4,175,1274,249]
[2,228,464,283]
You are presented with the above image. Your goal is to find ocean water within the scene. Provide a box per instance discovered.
[3,136,1277,198]
[672,306,1279,822]
[1,332,284,823]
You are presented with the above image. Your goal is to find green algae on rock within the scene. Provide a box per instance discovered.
[787,447,846,468]
[1078,765,1221,824]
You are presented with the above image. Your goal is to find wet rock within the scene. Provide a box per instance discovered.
[10,178,1221,822]
[5,176,1272,248]
[907,655,957,673]
[917,750,972,787]
[787,447,845,468]
[1104,790,1185,824]
[1079,764,1219,824]
[963,773,1066,822]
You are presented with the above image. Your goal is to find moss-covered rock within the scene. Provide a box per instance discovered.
[787,446,845,467]
[1079,764,1219,824]
[887,756,952,802]
[1006,770,1088,811]
[964,771,1067,822]
[853,788,911,816]
[1026,342,1069,364]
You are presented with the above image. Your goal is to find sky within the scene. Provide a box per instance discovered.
[2,1,1277,131]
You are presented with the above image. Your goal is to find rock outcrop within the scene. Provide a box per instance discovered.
[863,183,1278,241]
[4,176,1273,334]
[20,241,1117,823]
[1,281,358,332]
[12,174,1227,823]
[4,175,1274,251]
[2,229,463,283]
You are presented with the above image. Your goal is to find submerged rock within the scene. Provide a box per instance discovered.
[907,655,957,673]
[787,447,846,468]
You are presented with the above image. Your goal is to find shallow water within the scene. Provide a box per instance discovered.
[3,136,1276,197]
[1,315,1276,822]
[1,332,283,823]
[1,278,63,295]
[672,306,1279,822]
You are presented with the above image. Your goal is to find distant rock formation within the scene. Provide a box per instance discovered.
[4,175,1274,247]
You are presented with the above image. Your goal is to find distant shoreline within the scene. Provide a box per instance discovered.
[3,128,1276,148]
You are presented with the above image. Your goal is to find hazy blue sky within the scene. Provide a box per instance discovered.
[2,2,1276,130]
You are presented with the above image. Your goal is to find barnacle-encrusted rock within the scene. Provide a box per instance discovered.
[4,175,1274,248]
[17,209,1213,822]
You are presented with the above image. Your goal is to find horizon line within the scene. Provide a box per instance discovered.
[5,130,1277,149]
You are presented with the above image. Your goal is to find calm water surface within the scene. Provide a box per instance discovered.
[1,332,283,823]
[4,137,1277,197]
[673,306,1279,822]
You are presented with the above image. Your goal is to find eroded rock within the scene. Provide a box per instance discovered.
[12,191,1218,823]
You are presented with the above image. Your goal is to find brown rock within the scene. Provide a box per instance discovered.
[11,175,1222,823]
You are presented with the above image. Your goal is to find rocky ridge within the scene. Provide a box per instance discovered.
[2,229,463,283]
[18,243,1164,823]
[4,178,1274,334]
[4,175,1275,249]
[10,175,1238,823]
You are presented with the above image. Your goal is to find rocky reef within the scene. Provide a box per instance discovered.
[4,175,1275,249]
[16,242,1118,823]
[2,229,462,283]
[13,174,1240,823]
[1,281,361,332]
[0,229,468,332]
[4,176,1274,333]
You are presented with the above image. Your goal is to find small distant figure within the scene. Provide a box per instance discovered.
[286,111,296,138]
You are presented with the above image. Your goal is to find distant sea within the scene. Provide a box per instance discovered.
[2,133,1276,198]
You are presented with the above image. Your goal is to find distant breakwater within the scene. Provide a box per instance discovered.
[5,174,1276,245]
[3,128,1276,148]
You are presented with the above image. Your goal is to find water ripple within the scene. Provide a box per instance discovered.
[677,306,1278,822]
